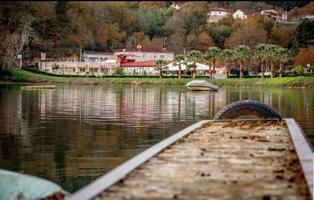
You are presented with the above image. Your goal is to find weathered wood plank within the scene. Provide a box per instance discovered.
[97,120,311,200]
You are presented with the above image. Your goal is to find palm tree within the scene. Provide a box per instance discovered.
[275,47,292,78]
[204,47,221,78]
[219,49,235,78]
[186,50,203,79]
[155,59,167,78]
[233,45,251,79]
[255,43,268,79]
[174,54,186,78]
[268,44,280,78]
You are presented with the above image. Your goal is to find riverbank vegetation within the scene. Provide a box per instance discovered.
[3,69,314,88]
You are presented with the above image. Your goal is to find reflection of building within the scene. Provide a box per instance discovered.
[233,9,257,20]
[207,8,231,22]
[260,10,288,22]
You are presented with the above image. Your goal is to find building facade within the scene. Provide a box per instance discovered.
[120,60,160,76]
[41,59,119,76]
[260,10,288,23]
[114,46,174,62]
[82,51,116,62]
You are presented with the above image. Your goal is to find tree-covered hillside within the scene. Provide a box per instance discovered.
[0,1,313,70]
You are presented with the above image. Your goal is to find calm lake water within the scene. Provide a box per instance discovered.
[0,84,313,192]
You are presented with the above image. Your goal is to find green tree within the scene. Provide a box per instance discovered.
[204,47,221,78]
[208,25,232,48]
[155,59,167,78]
[233,45,251,79]
[294,19,314,48]
[186,50,203,78]
[174,54,186,78]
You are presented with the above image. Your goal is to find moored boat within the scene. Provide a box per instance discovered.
[186,80,218,91]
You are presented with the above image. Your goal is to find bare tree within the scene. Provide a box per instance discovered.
[3,15,34,69]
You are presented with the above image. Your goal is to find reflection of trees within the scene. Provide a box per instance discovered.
[1,85,313,192]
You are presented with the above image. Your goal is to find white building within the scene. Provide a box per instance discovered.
[82,51,116,62]
[41,59,119,76]
[114,46,174,62]
[233,9,257,20]
[119,60,160,76]
[170,2,180,10]
[301,15,314,21]
[207,8,231,22]
[260,9,288,23]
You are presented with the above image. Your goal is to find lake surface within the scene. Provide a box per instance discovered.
[0,84,313,192]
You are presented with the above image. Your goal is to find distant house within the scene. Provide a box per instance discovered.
[301,15,314,21]
[207,8,231,22]
[82,51,116,62]
[170,2,180,10]
[233,9,257,20]
[114,46,175,62]
[260,9,288,22]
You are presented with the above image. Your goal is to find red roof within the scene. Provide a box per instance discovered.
[120,60,171,68]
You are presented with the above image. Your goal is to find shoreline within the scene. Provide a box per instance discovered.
[1,69,314,88]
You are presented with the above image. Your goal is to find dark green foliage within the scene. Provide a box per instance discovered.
[294,19,314,48]
[209,25,232,48]
[265,1,310,11]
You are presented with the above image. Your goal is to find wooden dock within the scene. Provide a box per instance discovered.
[68,119,313,200]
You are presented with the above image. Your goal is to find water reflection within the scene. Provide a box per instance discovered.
[0,84,313,192]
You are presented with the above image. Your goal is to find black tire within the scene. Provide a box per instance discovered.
[214,100,281,120]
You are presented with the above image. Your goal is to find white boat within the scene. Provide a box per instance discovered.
[0,169,68,200]
[186,80,219,91]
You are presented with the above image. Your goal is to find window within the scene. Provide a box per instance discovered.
[160,55,165,59]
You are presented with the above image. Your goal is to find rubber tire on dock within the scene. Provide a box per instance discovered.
[214,100,282,120]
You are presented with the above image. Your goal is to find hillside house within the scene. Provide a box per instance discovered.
[170,2,180,10]
[260,9,288,22]
[233,9,257,20]
[207,8,231,22]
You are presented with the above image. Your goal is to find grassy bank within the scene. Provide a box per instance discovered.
[1,69,314,88]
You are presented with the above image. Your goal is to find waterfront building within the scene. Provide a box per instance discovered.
[82,51,116,62]
[120,60,164,76]
[114,46,174,62]
[42,59,119,76]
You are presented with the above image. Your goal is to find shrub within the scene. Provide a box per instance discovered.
[113,67,125,76]
[294,65,305,76]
